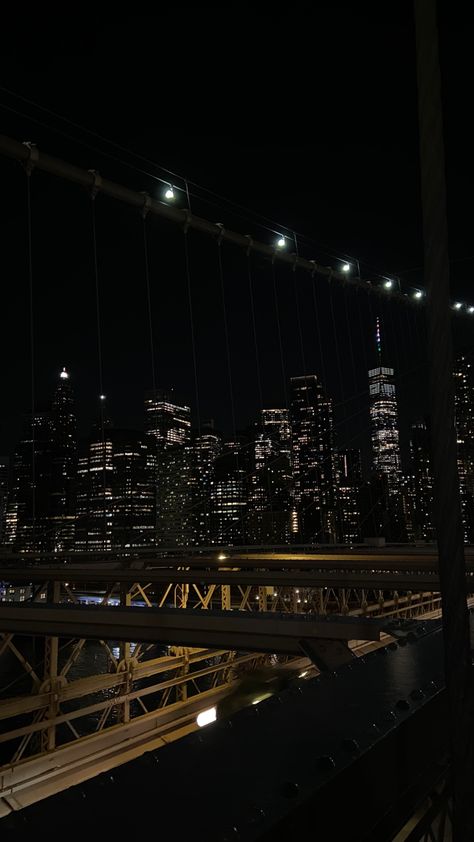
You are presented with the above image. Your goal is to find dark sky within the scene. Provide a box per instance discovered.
[0,3,472,471]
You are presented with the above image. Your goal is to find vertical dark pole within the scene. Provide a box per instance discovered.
[414,1,474,837]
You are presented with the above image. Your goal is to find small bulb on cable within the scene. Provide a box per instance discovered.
[454,302,462,310]
[384,279,393,290]
[414,290,423,299]
[469,306,474,314]
[99,394,106,401]
[276,236,286,248]
[165,186,174,200]
[342,263,351,273]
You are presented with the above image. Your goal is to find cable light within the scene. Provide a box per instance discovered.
[384,279,393,290]
[276,236,286,248]
[469,306,474,314]
[341,263,351,273]
[414,289,423,299]
[454,302,462,310]
[165,186,175,200]
[99,394,106,401]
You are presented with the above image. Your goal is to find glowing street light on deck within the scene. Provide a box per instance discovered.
[196,707,217,727]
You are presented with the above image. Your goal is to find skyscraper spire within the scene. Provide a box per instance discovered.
[376,316,382,364]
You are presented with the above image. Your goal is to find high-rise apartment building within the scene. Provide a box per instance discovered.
[290,375,335,542]
[211,439,248,546]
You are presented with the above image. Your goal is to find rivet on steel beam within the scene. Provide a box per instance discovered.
[317,755,336,772]
[341,738,360,754]
[281,781,300,798]
[411,689,425,701]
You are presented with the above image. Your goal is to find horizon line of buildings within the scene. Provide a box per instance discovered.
[1,331,473,553]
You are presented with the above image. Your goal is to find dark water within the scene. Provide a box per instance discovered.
[0,637,167,764]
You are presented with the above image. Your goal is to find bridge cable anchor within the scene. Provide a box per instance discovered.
[183,209,192,234]
[215,222,225,245]
[140,191,152,219]
[88,169,102,200]
[21,141,39,176]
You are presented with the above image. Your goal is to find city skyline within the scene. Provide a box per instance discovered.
[4,325,473,551]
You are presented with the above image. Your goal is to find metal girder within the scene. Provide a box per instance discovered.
[2,625,449,840]
[0,564,451,590]
[0,604,388,653]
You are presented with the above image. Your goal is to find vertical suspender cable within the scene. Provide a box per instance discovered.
[90,196,107,551]
[142,217,157,395]
[25,170,36,547]
[217,240,236,440]
[184,229,201,435]
[272,262,288,409]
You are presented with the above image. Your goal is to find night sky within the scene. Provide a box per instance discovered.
[0,4,472,473]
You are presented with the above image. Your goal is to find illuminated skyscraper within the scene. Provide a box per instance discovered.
[49,367,77,551]
[211,439,248,546]
[145,390,192,547]
[75,424,154,551]
[187,424,222,545]
[247,410,292,544]
[369,318,401,496]
[0,458,8,543]
[402,422,435,542]
[3,413,52,551]
[335,449,362,544]
[290,375,335,542]
[144,389,191,447]
[454,355,474,542]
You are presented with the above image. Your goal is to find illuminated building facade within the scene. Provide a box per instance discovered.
[75,424,154,551]
[290,375,335,542]
[211,439,248,545]
[0,458,8,542]
[3,412,53,552]
[247,409,292,544]
[187,425,222,545]
[454,355,474,542]
[369,318,401,496]
[49,368,77,551]
[335,448,361,544]
[144,389,191,447]
[145,390,192,547]
[403,422,435,541]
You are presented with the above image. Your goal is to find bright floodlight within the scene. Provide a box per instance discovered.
[342,263,351,273]
[99,394,106,401]
[414,290,423,299]
[384,280,393,290]
[196,707,217,727]
[217,553,227,561]
[469,306,474,314]
[299,671,308,678]
[165,186,174,200]
[60,367,69,380]
[276,236,286,248]
[454,302,462,310]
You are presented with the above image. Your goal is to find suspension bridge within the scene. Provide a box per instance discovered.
[0,4,473,839]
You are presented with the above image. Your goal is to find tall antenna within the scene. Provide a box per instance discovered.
[376,316,382,365]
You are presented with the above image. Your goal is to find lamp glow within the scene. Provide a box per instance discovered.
[384,280,393,290]
[165,186,174,200]
[217,553,227,561]
[414,290,423,299]
[60,367,69,380]
[469,307,474,314]
[196,707,217,727]
[342,263,350,273]
[276,236,286,248]
[99,394,106,401]
[454,302,462,310]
